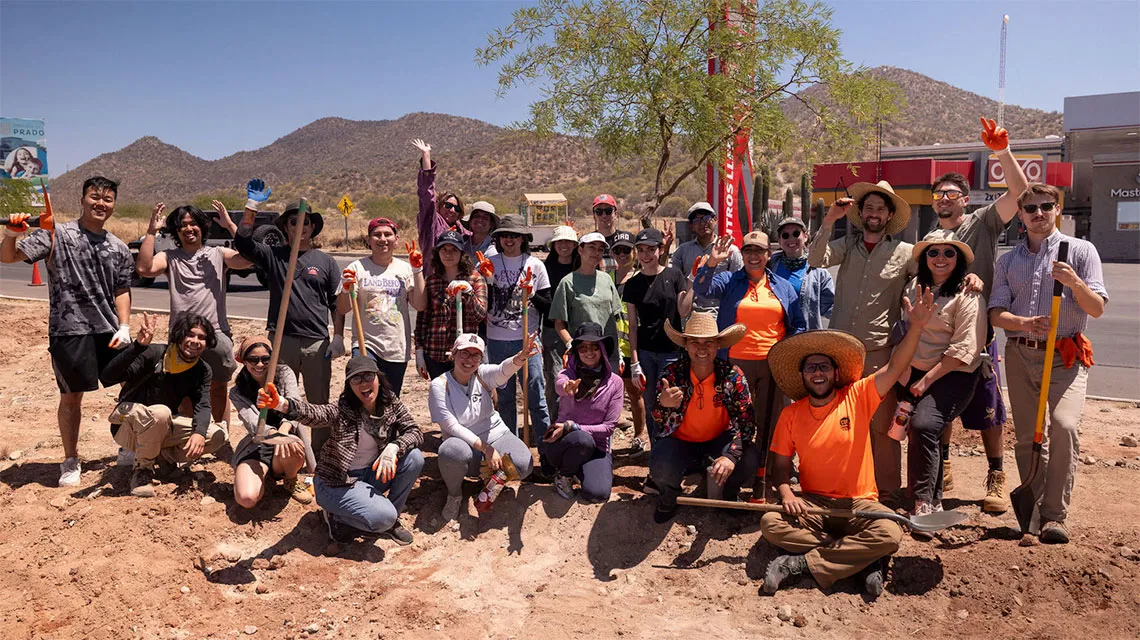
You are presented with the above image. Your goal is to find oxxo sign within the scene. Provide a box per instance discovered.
[987,154,1043,188]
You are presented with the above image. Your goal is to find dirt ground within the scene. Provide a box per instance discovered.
[0,298,1137,640]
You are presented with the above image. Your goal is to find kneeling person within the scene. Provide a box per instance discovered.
[760,291,935,596]
[649,312,762,523]
[102,313,229,497]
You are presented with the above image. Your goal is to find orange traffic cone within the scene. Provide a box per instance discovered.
[28,261,45,287]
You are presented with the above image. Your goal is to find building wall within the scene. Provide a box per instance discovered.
[1089,162,1140,262]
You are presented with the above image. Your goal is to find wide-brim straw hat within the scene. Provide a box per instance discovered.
[767,330,866,401]
[913,228,974,264]
[847,180,911,237]
[664,312,746,350]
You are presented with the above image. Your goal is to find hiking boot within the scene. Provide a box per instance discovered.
[321,510,355,544]
[762,554,808,595]
[283,477,313,504]
[863,558,887,597]
[154,455,183,479]
[641,476,660,495]
[554,473,576,500]
[942,458,954,492]
[1040,520,1070,544]
[129,467,156,498]
[442,494,464,522]
[982,470,1008,514]
[115,448,135,468]
[629,437,646,456]
[381,522,414,546]
[653,504,677,524]
[59,457,82,487]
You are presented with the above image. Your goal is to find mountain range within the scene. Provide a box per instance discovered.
[49,67,1064,216]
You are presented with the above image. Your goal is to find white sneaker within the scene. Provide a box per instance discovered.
[59,457,82,487]
[442,494,463,522]
[116,448,135,467]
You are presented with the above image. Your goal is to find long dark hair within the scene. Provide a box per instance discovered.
[545,243,581,271]
[164,206,212,247]
[431,245,475,278]
[170,312,217,349]
[338,369,397,413]
[917,247,968,298]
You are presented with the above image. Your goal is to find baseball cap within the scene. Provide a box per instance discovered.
[610,231,634,248]
[635,228,664,246]
[452,333,486,355]
[368,217,398,234]
[776,217,807,233]
[345,356,380,379]
[435,229,465,251]
[592,194,617,209]
[741,230,771,249]
[687,202,715,220]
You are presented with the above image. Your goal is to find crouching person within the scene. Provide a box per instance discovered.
[102,312,229,497]
[759,290,935,597]
[649,312,762,524]
[545,322,623,503]
[429,333,537,522]
[258,356,424,545]
[229,336,313,508]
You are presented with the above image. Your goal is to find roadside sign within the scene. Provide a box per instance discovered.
[337,195,354,217]
[988,154,1044,188]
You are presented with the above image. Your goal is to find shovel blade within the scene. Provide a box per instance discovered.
[908,510,969,533]
[1010,481,1039,534]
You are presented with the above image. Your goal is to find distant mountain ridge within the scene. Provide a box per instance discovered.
[50,67,1063,213]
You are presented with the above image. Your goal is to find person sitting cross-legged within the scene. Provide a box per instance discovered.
[648,311,762,524]
[759,289,936,597]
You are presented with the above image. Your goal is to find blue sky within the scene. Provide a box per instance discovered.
[2,0,1137,173]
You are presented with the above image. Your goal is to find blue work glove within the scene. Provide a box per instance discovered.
[245,178,272,210]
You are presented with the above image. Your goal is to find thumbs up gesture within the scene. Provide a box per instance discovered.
[659,381,684,408]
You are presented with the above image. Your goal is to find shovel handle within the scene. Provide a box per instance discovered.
[676,496,857,519]
[1031,242,1069,448]
[2,214,46,228]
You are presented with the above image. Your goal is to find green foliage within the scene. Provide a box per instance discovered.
[800,174,811,218]
[477,0,901,218]
[756,208,784,238]
[189,191,244,212]
[0,179,38,216]
[114,202,151,219]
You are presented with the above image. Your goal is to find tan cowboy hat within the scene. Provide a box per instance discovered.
[664,311,746,350]
[767,330,866,401]
[847,180,911,237]
[913,228,974,264]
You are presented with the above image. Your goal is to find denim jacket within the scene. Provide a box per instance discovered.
[768,251,835,331]
[692,266,806,359]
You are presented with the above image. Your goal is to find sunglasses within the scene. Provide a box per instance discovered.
[498,232,523,240]
[835,176,854,200]
[287,217,312,227]
[612,246,633,255]
[244,355,271,365]
[780,229,802,240]
[442,201,460,212]
[1022,202,1058,214]
[692,214,716,223]
[803,362,834,374]
[593,208,615,216]
[350,372,378,385]
[926,247,958,259]
[932,189,965,201]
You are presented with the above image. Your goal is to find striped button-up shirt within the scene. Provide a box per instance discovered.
[989,231,1108,339]
[808,230,916,351]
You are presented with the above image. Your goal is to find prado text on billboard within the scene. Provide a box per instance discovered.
[0,118,48,181]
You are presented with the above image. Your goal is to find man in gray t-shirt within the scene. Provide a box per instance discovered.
[925,116,1030,514]
[1,176,135,488]
[136,201,253,422]
[670,201,743,311]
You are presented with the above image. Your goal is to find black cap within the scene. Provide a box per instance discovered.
[435,229,465,251]
[345,356,380,379]
[635,228,664,246]
[610,230,634,248]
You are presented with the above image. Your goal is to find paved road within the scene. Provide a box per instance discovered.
[3,257,1139,399]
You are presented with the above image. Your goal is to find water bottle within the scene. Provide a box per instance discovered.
[889,400,914,441]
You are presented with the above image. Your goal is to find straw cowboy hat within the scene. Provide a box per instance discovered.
[912,228,975,264]
[847,180,911,237]
[767,330,866,401]
[664,311,746,350]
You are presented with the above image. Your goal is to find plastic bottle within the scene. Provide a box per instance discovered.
[889,400,914,441]
[474,470,508,513]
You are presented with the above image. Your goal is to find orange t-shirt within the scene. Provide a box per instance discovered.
[728,278,786,360]
[769,376,883,500]
[674,370,729,442]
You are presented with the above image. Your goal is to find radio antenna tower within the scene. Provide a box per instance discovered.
[998,14,1008,127]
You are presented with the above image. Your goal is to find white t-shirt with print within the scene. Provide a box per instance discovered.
[486,253,550,342]
[346,256,414,362]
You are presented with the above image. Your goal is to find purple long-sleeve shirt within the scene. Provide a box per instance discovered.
[555,369,623,454]
[417,160,469,279]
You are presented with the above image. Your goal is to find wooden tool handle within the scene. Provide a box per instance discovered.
[676,496,855,519]
[521,287,531,446]
[1032,241,1069,447]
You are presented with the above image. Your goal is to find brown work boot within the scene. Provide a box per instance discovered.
[283,477,313,504]
[942,458,954,493]
[982,470,1008,514]
[1040,520,1070,544]
[129,467,156,498]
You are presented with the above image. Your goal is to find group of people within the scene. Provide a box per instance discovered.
[0,118,1107,594]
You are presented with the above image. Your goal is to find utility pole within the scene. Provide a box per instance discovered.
[998,15,1009,127]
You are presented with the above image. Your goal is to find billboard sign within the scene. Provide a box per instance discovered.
[987,153,1042,188]
[0,118,48,181]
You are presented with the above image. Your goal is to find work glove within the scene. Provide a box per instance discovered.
[476,251,494,279]
[406,241,423,272]
[245,178,271,210]
[373,443,400,482]
[520,267,534,297]
[980,117,1010,152]
[257,383,286,412]
[630,361,646,391]
[4,213,29,236]
[108,324,131,349]
[325,335,346,359]
[416,348,429,380]
[342,268,357,292]
[446,280,472,298]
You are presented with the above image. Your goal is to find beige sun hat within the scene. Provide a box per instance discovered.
[767,330,866,401]
[664,311,746,350]
[847,180,911,237]
[913,229,974,264]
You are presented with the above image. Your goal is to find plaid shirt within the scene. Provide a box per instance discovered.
[414,271,488,361]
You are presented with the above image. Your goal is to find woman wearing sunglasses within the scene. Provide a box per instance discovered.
[229,336,313,508]
[768,217,834,330]
[258,356,425,546]
[413,138,465,278]
[412,229,489,380]
[895,230,984,527]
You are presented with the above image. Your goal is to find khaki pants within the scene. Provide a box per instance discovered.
[761,494,902,588]
[863,348,900,496]
[112,403,227,469]
[279,334,332,461]
[1004,342,1086,528]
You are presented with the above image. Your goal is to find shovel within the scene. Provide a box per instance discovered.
[1010,241,1069,534]
[676,496,969,534]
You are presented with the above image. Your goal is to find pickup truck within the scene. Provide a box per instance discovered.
[128,209,283,289]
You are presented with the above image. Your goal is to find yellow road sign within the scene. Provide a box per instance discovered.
[337,195,354,217]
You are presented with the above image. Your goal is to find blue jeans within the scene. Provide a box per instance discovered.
[486,338,550,444]
[649,432,761,509]
[545,429,613,503]
[637,348,680,443]
[351,347,408,397]
[314,448,424,533]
